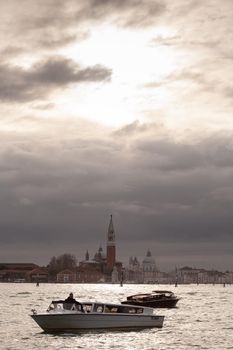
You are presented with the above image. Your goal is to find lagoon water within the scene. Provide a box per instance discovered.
[0,283,233,350]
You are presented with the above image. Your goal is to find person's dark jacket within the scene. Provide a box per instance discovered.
[64,297,84,312]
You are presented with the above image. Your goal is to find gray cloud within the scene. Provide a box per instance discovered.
[0,0,166,56]
[144,66,233,107]
[0,57,111,102]
[0,121,233,269]
[38,33,85,49]
[87,0,166,27]
[0,46,25,61]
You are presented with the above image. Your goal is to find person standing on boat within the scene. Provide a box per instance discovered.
[65,293,84,312]
[65,292,76,303]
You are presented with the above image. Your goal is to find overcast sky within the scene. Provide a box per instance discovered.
[0,0,233,271]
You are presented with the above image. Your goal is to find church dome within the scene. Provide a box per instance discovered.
[142,249,157,272]
[142,249,156,264]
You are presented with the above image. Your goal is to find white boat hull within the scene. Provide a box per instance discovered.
[31,313,164,332]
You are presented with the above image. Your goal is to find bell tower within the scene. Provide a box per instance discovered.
[106,214,116,272]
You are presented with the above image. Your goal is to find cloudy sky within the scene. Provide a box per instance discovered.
[0,0,233,271]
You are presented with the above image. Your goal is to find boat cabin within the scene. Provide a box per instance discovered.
[49,301,153,315]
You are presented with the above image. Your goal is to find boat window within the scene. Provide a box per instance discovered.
[97,306,103,313]
[136,308,143,314]
[123,306,143,314]
[104,306,119,313]
[93,304,104,313]
[53,303,63,310]
[83,304,92,313]
[117,306,138,314]
[117,306,128,313]
[128,308,136,313]
[110,307,118,313]
[104,306,110,313]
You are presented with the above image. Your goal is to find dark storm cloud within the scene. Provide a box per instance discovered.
[113,124,233,245]
[0,57,111,102]
[0,121,233,261]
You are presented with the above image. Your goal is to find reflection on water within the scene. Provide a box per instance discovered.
[0,283,233,349]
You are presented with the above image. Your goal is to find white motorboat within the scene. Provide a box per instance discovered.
[31,300,165,332]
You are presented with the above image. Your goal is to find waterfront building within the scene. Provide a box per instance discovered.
[28,267,49,283]
[0,263,39,282]
[57,269,76,283]
[225,271,233,284]
[177,266,199,284]
[175,267,232,284]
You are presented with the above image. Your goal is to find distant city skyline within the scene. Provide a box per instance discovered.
[1,213,231,273]
[0,210,232,272]
[0,1,232,271]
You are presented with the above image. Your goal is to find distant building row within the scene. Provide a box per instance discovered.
[124,255,233,284]
[175,266,233,285]
[1,263,233,285]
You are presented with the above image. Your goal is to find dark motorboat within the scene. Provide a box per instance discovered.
[121,290,180,308]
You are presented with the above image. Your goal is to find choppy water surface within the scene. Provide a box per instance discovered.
[0,283,233,350]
